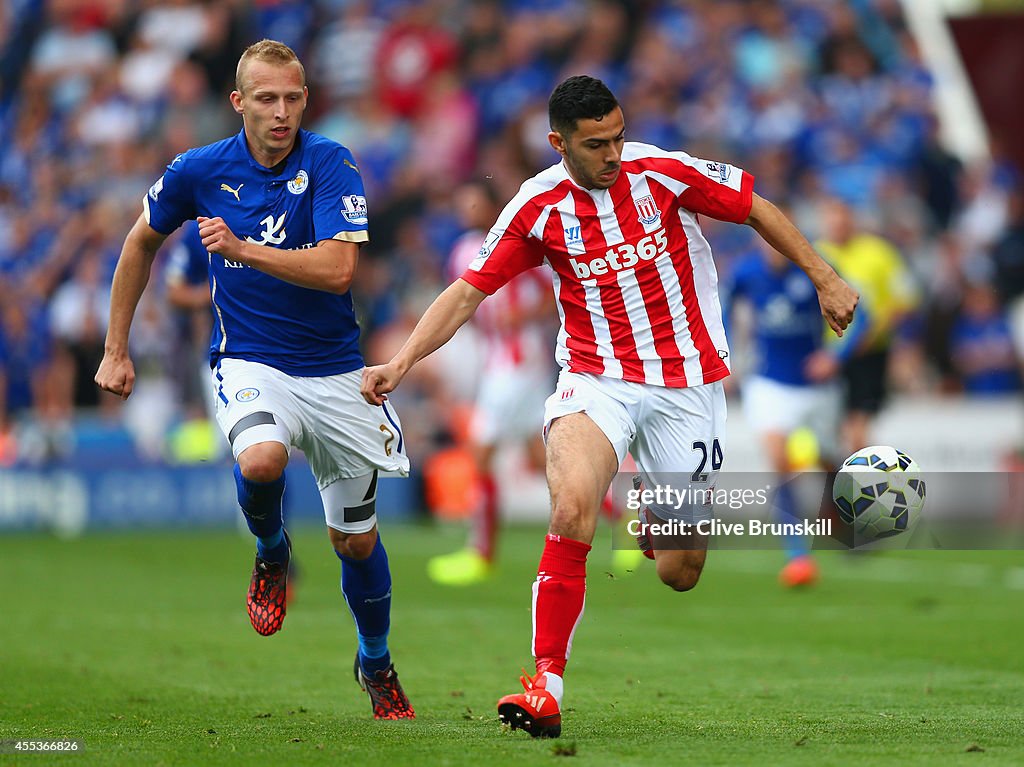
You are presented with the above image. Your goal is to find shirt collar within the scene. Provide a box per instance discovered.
[234,128,305,177]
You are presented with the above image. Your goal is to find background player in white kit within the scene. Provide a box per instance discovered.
[96,40,413,720]
[362,76,858,737]
[427,179,556,586]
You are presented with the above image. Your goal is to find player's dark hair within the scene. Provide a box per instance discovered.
[548,75,619,136]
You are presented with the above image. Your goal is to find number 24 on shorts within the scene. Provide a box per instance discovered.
[691,438,723,482]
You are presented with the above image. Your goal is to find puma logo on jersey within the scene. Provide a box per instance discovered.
[245,213,287,246]
[220,182,244,201]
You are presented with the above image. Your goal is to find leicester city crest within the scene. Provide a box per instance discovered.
[633,194,661,227]
[287,169,309,195]
[236,387,260,403]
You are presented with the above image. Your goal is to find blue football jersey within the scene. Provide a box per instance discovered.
[144,128,368,376]
[726,252,822,386]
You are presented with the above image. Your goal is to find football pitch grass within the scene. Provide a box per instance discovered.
[3,523,1023,766]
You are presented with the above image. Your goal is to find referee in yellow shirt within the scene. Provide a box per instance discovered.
[816,197,918,453]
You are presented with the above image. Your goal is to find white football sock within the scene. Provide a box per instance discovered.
[541,671,564,707]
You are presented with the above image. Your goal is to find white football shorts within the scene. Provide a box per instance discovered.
[742,374,841,457]
[213,358,410,533]
[543,370,726,524]
[471,365,553,446]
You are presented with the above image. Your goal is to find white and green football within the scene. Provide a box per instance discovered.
[832,446,926,541]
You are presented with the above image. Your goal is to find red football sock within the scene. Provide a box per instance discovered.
[532,533,591,677]
[470,473,499,562]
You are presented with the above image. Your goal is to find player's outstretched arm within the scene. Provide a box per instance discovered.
[744,193,859,336]
[361,279,488,405]
[197,216,357,293]
[95,214,168,399]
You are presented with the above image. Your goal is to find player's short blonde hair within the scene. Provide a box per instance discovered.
[235,39,305,94]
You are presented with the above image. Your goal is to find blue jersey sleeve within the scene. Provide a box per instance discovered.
[143,152,196,235]
[311,145,369,244]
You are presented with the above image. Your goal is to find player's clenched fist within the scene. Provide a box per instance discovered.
[198,216,244,262]
[818,272,859,337]
[94,352,136,400]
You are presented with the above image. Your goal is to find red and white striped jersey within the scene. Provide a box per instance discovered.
[460,142,754,388]
[449,229,552,373]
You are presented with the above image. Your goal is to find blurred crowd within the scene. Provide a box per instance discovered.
[1,0,1022,469]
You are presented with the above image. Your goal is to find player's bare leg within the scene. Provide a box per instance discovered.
[237,440,288,483]
[498,412,617,738]
[652,541,708,592]
[236,441,291,636]
[631,500,710,589]
[328,526,378,559]
[545,413,617,542]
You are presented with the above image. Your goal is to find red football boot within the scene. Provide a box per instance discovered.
[497,671,562,738]
[354,653,415,720]
[779,555,819,588]
[246,531,291,636]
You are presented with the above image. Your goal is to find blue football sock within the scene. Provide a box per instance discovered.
[338,535,392,675]
[775,478,809,561]
[257,529,290,563]
[234,463,288,563]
